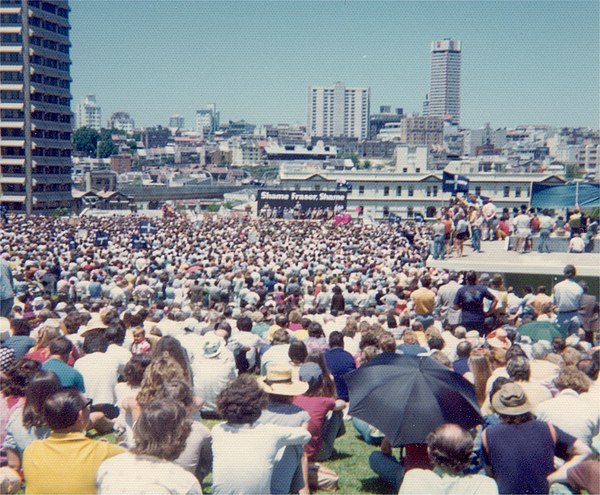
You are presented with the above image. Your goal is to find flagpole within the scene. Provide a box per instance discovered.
[575,180,579,207]
[528,179,533,209]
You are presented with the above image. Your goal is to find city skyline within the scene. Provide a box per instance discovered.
[70,1,599,130]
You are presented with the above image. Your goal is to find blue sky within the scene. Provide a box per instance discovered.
[70,1,599,129]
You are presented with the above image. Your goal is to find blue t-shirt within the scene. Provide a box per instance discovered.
[41,358,85,392]
[324,347,356,401]
[483,419,576,494]
[2,335,36,359]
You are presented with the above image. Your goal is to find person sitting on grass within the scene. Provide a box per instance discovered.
[22,387,125,494]
[399,423,499,494]
[96,399,202,494]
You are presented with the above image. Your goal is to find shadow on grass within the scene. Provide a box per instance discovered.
[359,476,397,494]
[327,450,353,461]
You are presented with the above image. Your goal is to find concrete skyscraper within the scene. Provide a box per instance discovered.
[0,0,73,215]
[308,82,370,139]
[428,39,461,125]
[76,95,101,130]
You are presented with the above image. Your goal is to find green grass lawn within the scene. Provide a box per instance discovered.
[200,418,396,495]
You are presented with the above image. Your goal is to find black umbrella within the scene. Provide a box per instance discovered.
[344,353,482,446]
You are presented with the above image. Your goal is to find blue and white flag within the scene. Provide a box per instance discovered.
[131,234,148,250]
[139,221,157,235]
[94,231,110,247]
[442,171,470,194]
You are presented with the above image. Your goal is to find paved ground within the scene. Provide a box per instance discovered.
[426,240,600,278]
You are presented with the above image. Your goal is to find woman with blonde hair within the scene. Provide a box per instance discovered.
[121,352,202,427]
[465,348,492,406]
[24,326,62,364]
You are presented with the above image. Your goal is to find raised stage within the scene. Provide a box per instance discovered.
[426,240,600,296]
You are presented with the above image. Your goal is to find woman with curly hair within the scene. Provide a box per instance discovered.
[96,399,202,494]
[121,352,202,427]
[211,374,310,494]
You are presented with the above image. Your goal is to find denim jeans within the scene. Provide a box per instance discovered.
[556,312,581,336]
[471,227,481,252]
[369,451,404,490]
[433,234,445,259]
[538,229,551,253]
[352,417,383,445]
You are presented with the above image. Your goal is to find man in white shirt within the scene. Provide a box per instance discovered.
[536,367,600,447]
[568,234,585,253]
[74,333,121,406]
[553,265,584,335]
[399,423,499,494]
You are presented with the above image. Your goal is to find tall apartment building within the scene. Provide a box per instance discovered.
[428,39,461,125]
[0,0,73,214]
[107,111,134,133]
[399,114,444,146]
[76,95,101,130]
[195,103,219,135]
[308,82,370,140]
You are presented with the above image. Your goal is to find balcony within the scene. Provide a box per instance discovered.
[31,137,71,149]
[31,81,71,98]
[30,62,71,81]
[31,100,70,113]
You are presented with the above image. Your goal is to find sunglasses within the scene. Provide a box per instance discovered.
[83,398,93,409]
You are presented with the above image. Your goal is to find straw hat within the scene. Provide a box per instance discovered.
[259,364,309,396]
[78,314,108,336]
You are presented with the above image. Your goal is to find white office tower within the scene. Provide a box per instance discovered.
[428,39,461,125]
[77,95,102,130]
[308,82,370,139]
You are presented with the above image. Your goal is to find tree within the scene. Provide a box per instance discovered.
[98,140,118,158]
[565,164,583,179]
[350,153,360,167]
[362,159,372,169]
[72,127,99,156]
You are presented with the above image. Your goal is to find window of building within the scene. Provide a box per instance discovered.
[408,186,414,197]
[396,185,402,196]
[433,185,438,196]
[503,186,510,197]
[314,185,320,191]
[358,185,365,195]
[475,186,481,196]
[383,186,389,197]
[407,207,414,217]
[383,206,389,217]
[515,187,521,197]
[426,186,431,197]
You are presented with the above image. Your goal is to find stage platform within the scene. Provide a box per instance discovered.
[426,241,600,278]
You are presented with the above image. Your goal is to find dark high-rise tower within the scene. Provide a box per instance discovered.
[0,0,73,214]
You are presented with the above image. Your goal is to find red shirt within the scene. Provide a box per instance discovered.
[292,395,335,460]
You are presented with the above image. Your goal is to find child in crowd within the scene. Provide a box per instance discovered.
[130,327,151,355]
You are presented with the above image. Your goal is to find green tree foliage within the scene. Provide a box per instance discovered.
[72,127,99,156]
[98,140,118,158]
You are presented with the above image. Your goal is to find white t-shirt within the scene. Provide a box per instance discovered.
[97,452,202,495]
[74,352,120,404]
[211,422,310,495]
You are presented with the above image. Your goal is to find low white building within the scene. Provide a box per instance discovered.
[278,164,565,221]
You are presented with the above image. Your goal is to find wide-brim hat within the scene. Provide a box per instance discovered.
[202,334,223,358]
[492,383,532,416]
[259,364,309,396]
[78,314,108,336]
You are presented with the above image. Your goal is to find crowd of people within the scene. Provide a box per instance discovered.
[0,209,599,494]
[429,196,598,259]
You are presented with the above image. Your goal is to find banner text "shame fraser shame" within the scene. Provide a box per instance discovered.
[259,191,347,202]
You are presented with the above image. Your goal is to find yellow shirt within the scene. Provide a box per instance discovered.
[23,431,125,494]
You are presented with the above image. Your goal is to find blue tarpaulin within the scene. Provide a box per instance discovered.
[531,182,600,209]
